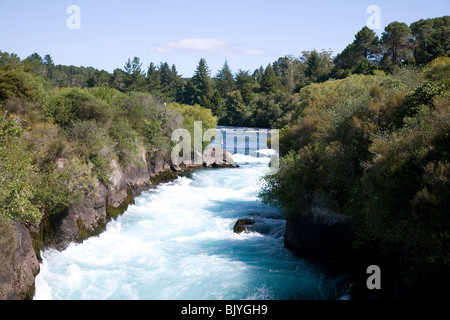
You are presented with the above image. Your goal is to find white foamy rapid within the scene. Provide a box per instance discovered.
[34,127,343,300]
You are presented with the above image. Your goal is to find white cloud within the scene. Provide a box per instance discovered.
[153,38,230,53]
[150,38,267,57]
[243,49,267,56]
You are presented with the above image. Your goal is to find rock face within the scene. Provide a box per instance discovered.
[0,221,40,300]
[0,147,237,300]
[283,192,355,265]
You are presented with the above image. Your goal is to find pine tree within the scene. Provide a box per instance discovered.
[381,22,413,67]
[215,60,235,98]
[43,54,54,80]
[305,51,324,83]
[147,62,161,93]
[123,57,147,92]
[191,58,212,105]
[261,64,283,94]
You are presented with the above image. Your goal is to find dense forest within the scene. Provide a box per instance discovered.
[1,15,449,299]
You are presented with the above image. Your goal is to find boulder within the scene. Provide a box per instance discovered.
[233,218,254,234]
[202,147,234,167]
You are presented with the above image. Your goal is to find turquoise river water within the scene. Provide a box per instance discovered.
[34,127,347,300]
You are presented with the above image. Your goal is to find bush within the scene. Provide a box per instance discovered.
[0,66,37,102]
[34,156,97,216]
[68,120,114,184]
[0,116,41,223]
[169,102,217,151]
[46,88,114,129]
[109,119,142,167]
[22,121,70,168]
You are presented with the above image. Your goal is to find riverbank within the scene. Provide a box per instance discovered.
[0,147,235,300]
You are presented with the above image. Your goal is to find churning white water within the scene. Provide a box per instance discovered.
[34,127,345,300]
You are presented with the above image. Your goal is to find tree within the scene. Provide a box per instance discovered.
[273,55,307,93]
[215,60,235,98]
[235,69,258,104]
[354,26,381,62]
[210,90,225,118]
[23,53,46,77]
[43,54,54,79]
[381,22,413,68]
[253,66,265,84]
[224,90,246,125]
[158,62,180,100]
[260,64,283,94]
[304,50,324,82]
[190,58,212,105]
[333,27,380,77]
[411,16,450,66]
[123,57,147,92]
[147,62,161,93]
[0,67,37,101]
[0,51,21,67]
[110,68,126,92]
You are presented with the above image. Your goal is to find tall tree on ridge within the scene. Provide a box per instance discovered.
[191,58,212,105]
[411,16,450,66]
[333,26,380,77]
[215,60,235,98]
[43,54,54,80]
[123,57,147,92]
[147,62,161,93]
[260,64,283,94]
[381,22,413,68]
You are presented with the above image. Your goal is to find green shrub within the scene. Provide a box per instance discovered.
[46,88,113,129]
[68,120,114,184]
[0,116,41,223]
[0,66,37,102]
[109,119,142,167]
[34,156,97,215]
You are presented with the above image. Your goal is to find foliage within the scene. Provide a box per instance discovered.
[68,120,114,184]
[0,66,41,102]
[169,102,217,150]
[411,16,450,66]
[0,116,41,223]
[45,88,114,129]
[109,119,142,167]
[333,27,380,78]
[380,21,413,68]
[260,56,450,293]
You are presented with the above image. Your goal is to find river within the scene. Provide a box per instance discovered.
[34,127,347,300]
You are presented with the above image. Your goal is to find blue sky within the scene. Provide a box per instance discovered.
[0,0,449,77]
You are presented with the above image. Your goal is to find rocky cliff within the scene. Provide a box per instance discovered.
[283,191,355,265]
[0,221,40,300]
[0,147,234,300]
